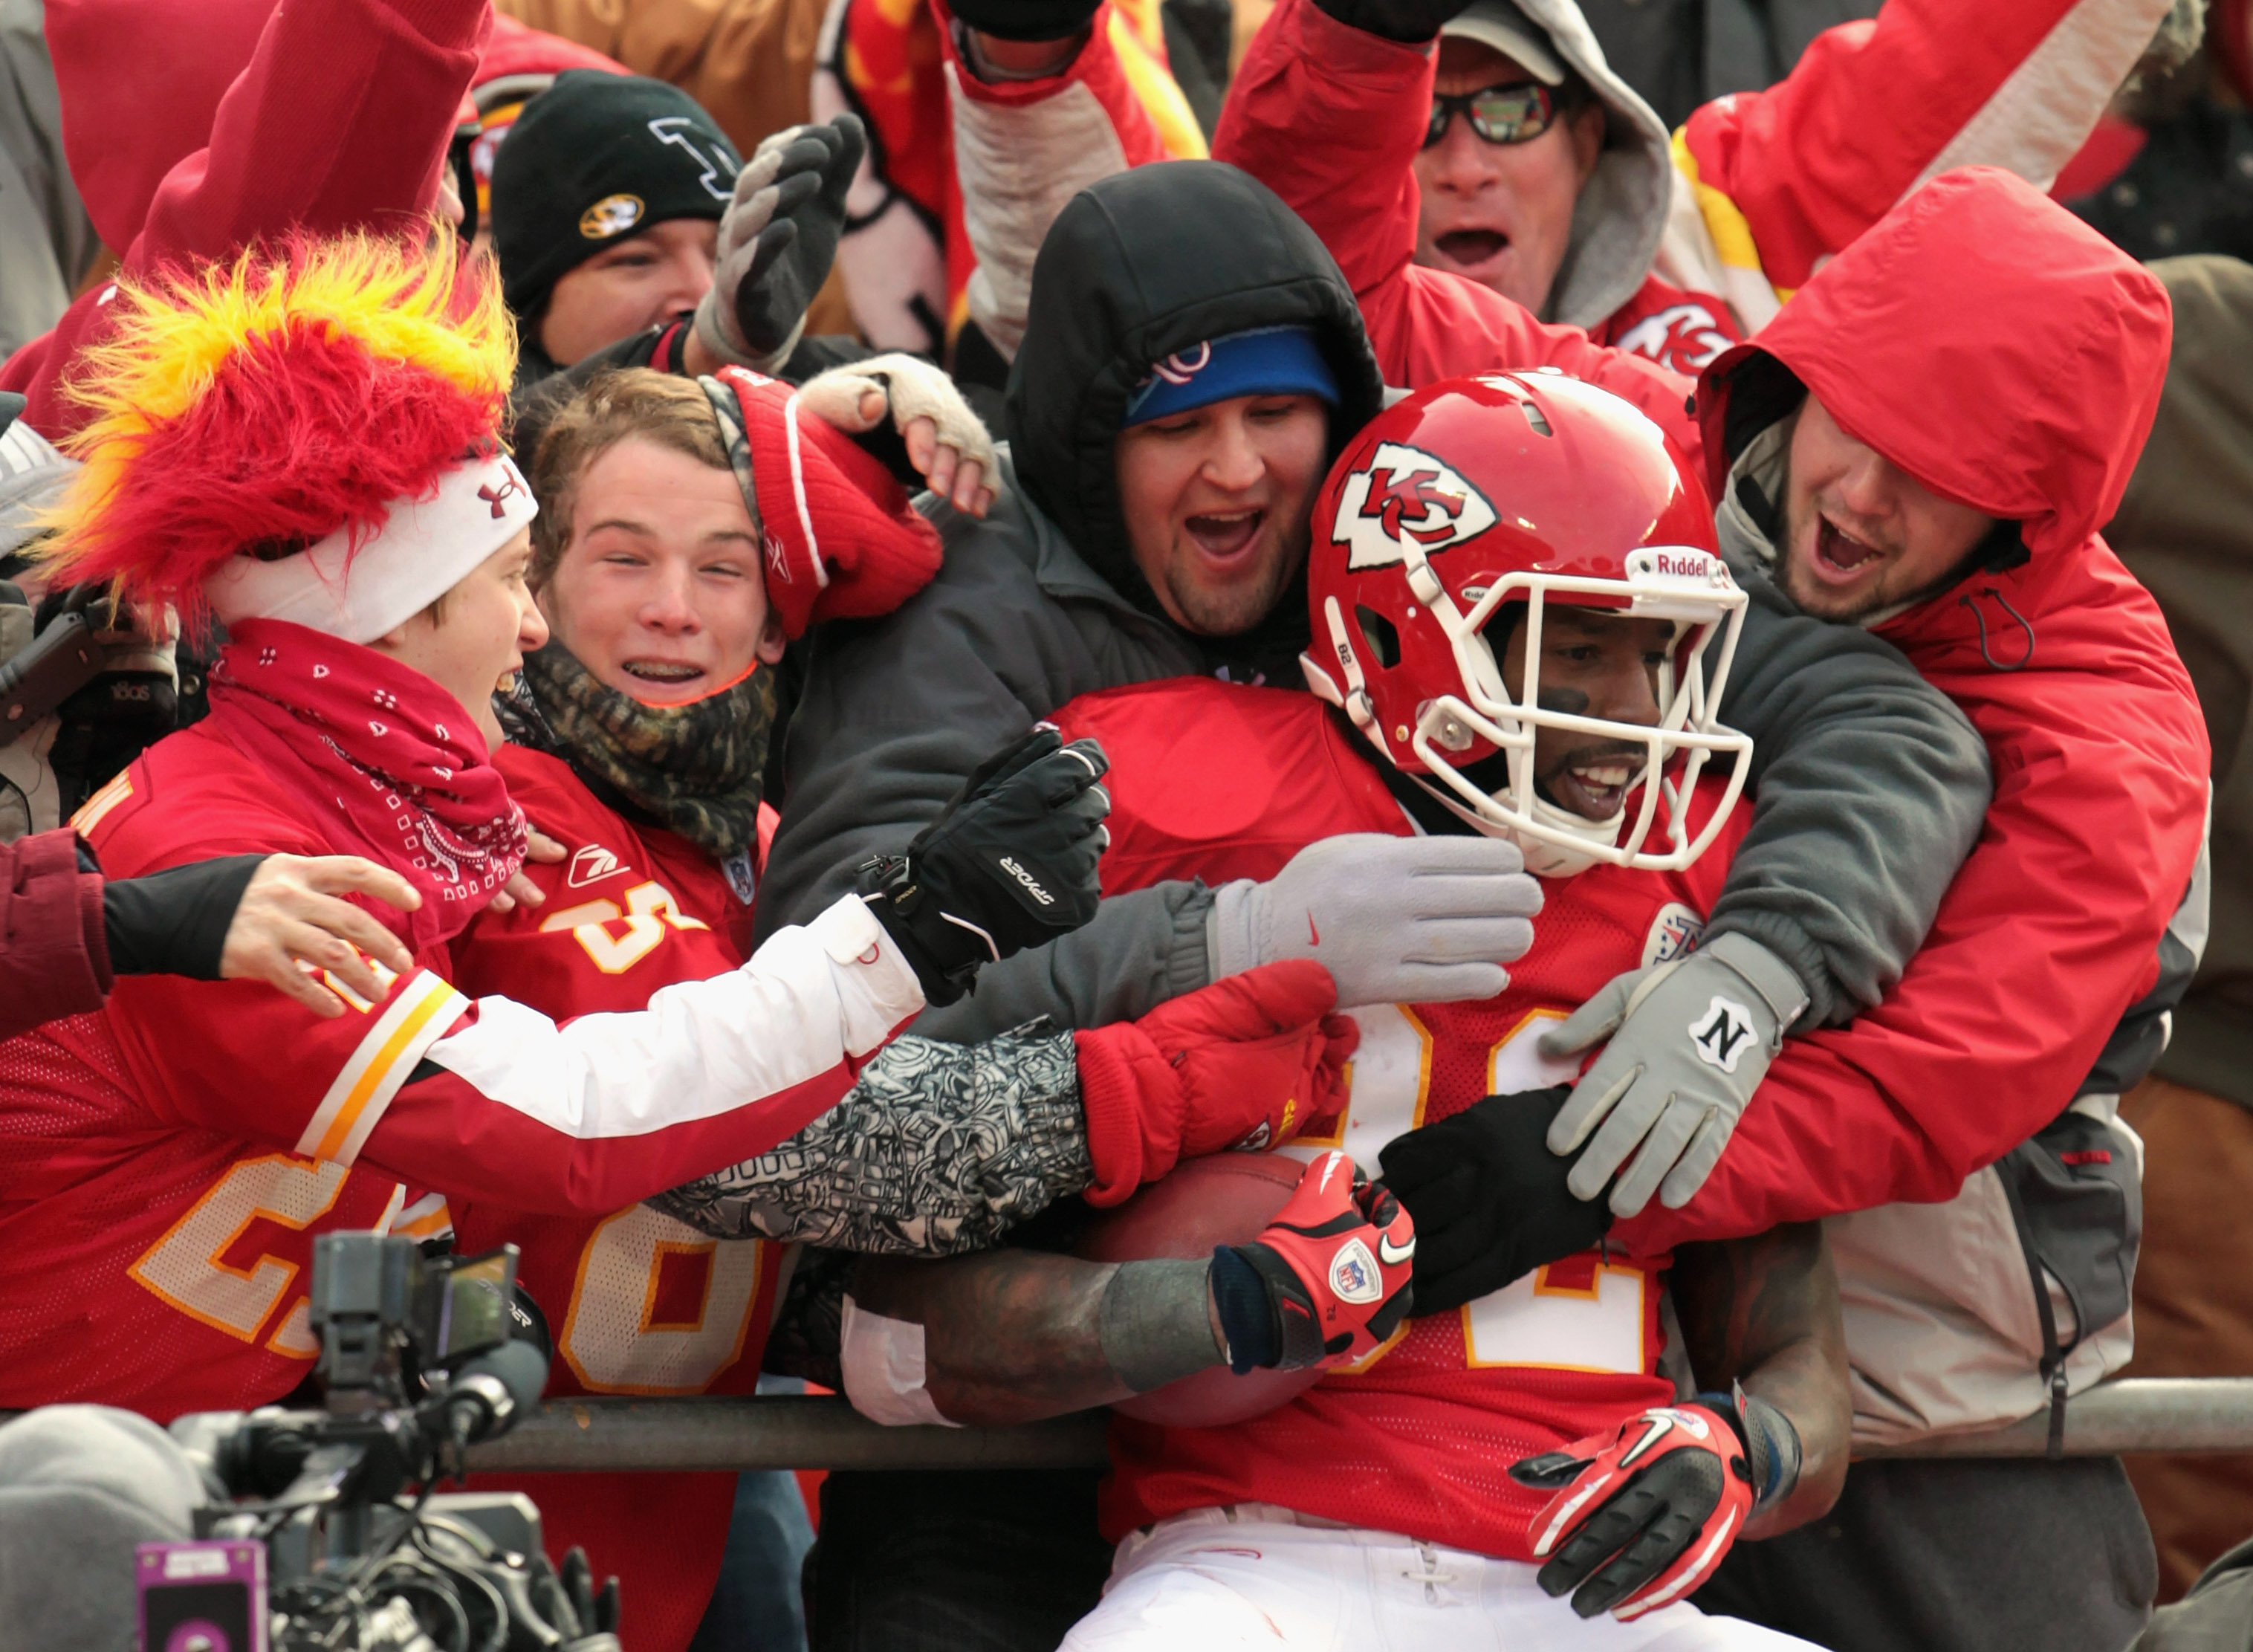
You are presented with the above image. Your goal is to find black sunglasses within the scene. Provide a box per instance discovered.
[1424,80,1557,148]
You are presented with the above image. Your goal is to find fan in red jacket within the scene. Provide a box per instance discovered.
[1212,0,2179,378]
[0,230,1110,1422]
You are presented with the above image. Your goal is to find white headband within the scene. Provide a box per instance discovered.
[203,453,539,644]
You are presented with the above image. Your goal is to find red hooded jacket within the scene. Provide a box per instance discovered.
[1615,167,2207,1252]
[0,0,489,439]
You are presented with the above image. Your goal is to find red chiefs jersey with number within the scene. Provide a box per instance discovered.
[0,733,447,1419]
[1047,678,1750,1561]
[447,747,778,1652]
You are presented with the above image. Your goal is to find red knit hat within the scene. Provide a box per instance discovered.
[698,366,943,639]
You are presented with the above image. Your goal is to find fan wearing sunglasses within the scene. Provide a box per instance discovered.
[1416,22,1605,314]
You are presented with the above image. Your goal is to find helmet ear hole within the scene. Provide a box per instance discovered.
[1355,604,1401,669]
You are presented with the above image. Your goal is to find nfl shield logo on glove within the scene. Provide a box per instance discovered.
[1329,1237,1383,1304]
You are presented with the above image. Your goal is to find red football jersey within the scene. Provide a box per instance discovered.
[449,747,779,1652]
[1048,679,1750,1561]
[0,728,449,1418]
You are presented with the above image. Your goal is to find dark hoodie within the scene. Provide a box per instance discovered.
[758,161,1381,1032]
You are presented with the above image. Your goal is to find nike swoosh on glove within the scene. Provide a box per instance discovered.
[693,114,866,370]
[1540,932,1810,1216]
[1207,834,1541,1009]
[1074,960,1358,1205]
[1209,1150,1414,1371]
[1378,1085,1614,1315]
[1510,1402,1757,1622]
[858,726,1110,1005]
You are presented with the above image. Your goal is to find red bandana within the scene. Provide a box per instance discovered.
[207,618,528,948]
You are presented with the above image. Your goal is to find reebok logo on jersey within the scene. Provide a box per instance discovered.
[1690,996,1760,1073]
[1329,1237,1383,1305]
[1333,441,1498,570]
[568,844,626,888]
[997,855,1054,906]
[1642,902,1707,969]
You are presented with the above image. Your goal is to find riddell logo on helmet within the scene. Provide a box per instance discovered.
[1333,442,1499,570]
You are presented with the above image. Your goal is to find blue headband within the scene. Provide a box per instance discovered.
[1124,325,1341,427]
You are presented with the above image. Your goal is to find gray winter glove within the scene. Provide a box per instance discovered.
[1540,931,1811,1217]
[1207,834,1541,1008]
[693,114,866,371]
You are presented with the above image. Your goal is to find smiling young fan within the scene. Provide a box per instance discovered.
[0,230,1113,1425]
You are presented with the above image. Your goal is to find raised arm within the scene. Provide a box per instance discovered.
[1212,0,1699,452]
[4,0,490,436]
[1669,0,2179,313]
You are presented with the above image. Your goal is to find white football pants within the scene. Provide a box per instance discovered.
[1060,1505,1824,1652]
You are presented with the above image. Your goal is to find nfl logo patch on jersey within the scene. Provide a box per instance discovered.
[1329,1237,1383,1305]
[1642,901,1706,968]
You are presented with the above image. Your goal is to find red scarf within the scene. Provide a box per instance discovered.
[207,618,527,948]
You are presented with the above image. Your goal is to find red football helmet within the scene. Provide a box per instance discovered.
[1301,370,1748,875]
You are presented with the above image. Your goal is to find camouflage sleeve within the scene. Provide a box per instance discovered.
[648,1028,1092,1254]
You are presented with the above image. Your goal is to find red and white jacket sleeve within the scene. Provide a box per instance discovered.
[1211,0,1701,459]
[122,893,924,1217]
[932,0,1200,357]
[1664,0,2179,330]
[0,0,487,438]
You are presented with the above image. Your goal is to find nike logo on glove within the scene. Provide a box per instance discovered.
[1309,913,1321,947]
[1378,1233,1416,1266]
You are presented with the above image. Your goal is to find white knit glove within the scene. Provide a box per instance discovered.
[1207,835,1542,1008]
[800,353,998,516]
[1540,931,1811,1215]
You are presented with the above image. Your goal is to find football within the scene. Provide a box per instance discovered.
[1076,1151,1324,1428]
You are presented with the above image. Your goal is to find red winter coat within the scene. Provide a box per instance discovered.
[1615,167,2206,1253]
[0,830,108,1043]
[0,0,490,440]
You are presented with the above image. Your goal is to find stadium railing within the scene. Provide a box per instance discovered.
[464,1379,2253,1473]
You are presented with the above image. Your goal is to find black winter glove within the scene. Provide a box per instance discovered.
[950,0,1102,42]
[1309,0,1476,44]
[101,853,268,979]
[1378,1085,1615,1315]
[693,114,866,369]
[858,726,1110,1005]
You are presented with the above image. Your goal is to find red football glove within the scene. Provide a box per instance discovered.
[1209,1150,1415,1372]
[1075,960,1358,1205]
[1510,1402,1756,1622]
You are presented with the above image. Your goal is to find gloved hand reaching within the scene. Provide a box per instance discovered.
[1540,932,1811,1216]
[800,353,998,517]
[1207,834,1541,1008]
[1511,1390,1798,1621]
[1075,959,1358,1204]
[1378,1085,1614,1315]
[858,726,1110,1005]
[693,114,866,372]
[1210,1150,1415,1372]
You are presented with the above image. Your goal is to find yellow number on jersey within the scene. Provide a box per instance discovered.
[557,1206,767,1395]
[130,1154,351,1355]
[539,879,713,975]
[1280,1005,1647,1376]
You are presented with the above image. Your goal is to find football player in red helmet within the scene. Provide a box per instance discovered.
[837,373,1852,1651]
[1301,366,1749,877]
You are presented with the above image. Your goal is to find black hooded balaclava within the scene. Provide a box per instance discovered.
[1003,161,1385,681]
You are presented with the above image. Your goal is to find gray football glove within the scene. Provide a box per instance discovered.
[693,114,866,371]
[1207,834,1542,1008]
[1539,931,1810,1216]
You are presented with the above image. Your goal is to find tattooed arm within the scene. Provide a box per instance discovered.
[651,1029,1094,1254]
[1669,1222,1852,1539]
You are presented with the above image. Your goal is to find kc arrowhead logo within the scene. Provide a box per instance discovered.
[1333,441,1499,570]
